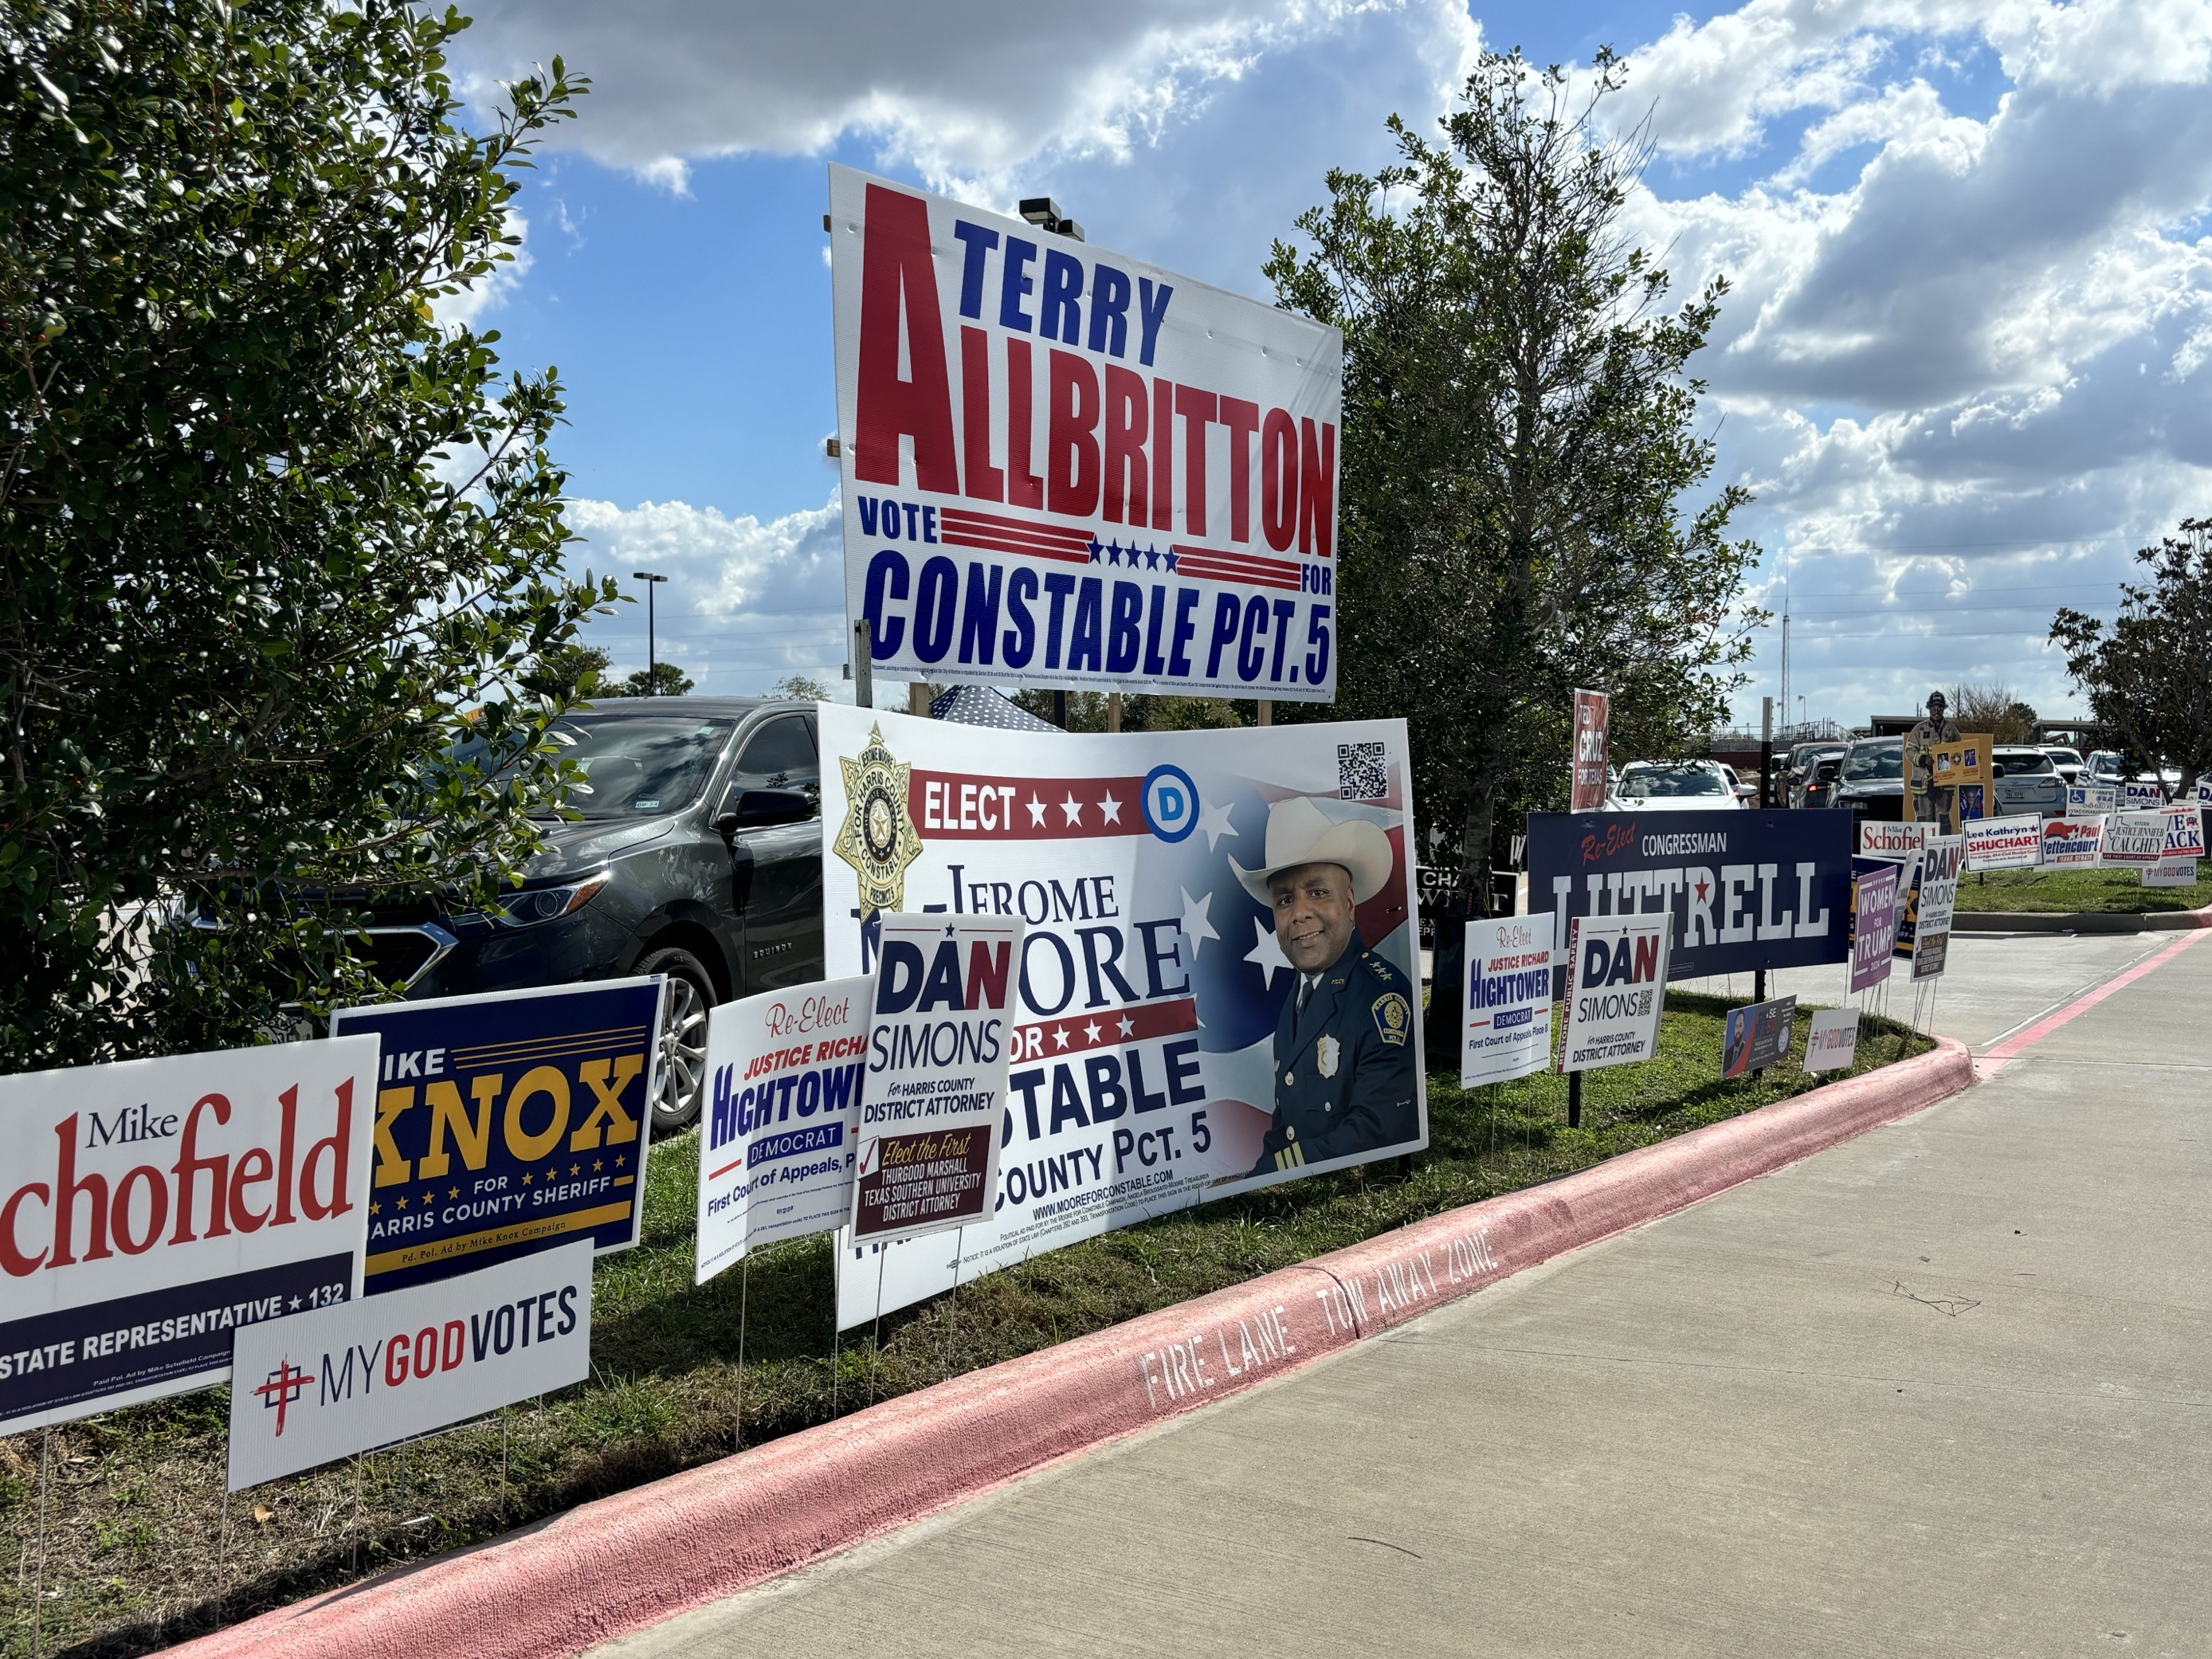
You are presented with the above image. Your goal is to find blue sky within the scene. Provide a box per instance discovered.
[449,0,2212,728]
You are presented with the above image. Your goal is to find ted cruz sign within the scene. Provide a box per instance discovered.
[1528,810,1852,990]
[0,1039,378,1434]
[331,979,665,1294]
[830,164,1342,701]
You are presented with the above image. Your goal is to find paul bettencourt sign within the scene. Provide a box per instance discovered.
[0,1038,378,1434]
[830,164,1342,701]
[226,1241,590,1491]
[819,706,1425,1328]
[695,978,873,1285]
[1527,810,1852,990]
[330,980,665,1294]
[849,914,1023,1249]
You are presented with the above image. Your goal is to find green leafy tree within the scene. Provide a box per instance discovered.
[0,2,612,1069]
[600,661,695,697]
[527,641,613,700]
[2051,519,2212,792]
[1265,51,1760,1045]
[774,673,833,702]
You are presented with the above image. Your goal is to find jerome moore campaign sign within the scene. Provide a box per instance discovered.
[1528,810,1853,990]
[830,165,1342,701]
[850,913,1023,1248]
[1461,914,1555,1088]
[227,1241,591,1490]
[0,1038,378,1435]
[820,706,1424,1325]
[696,978,873,1284]
[331,980,666,1294]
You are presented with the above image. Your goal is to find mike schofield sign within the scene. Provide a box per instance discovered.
[0,1038,378,1435]
[696,979,872,1284]
[1461,914,1555,1088]
[820,706,1425,1327]
[829,164,1343,702]
[1528,810,1852,991]
[226,1241,591,1491]
[850,915,1023,1247]
[331,979,666,1294]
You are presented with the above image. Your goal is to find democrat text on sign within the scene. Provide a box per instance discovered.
[0,1038,378,1436]
[1461,915,1555,1088]
[831,165,1342,701]
[696,978,872,1284]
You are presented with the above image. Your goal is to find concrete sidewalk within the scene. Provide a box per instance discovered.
[601,931,2210,1657]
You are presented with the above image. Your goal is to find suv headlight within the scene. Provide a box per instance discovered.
[495,873,610,929]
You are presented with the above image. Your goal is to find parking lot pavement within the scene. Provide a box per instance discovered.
[595,930,2212,1658]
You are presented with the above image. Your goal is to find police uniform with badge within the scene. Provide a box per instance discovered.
[1231,796,1422,1175]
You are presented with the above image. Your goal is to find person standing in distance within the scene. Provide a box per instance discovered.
[1231,797,1421,1175]
[1904,690,1962,825]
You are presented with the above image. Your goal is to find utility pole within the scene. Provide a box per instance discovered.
[633,571,668,692]
[1021,192,1082,735]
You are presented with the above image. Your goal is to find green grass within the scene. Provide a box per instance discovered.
[0,993,1930,1658]
[1953,866,2212,914]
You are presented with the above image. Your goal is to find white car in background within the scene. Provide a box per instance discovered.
[1610,760,1743,811]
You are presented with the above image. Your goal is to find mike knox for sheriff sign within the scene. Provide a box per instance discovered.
[830,164,1342,702]
[0,1038,379,1435]
[331,979,666,1295]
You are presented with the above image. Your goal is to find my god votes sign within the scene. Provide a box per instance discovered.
[829,164,1342,701]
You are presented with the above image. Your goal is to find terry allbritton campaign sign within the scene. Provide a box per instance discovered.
[830,163,1343,704]
[0,1037,379,1434]
[331,979,667,1294]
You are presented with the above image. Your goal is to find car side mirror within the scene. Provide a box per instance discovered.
[717,786,813,833]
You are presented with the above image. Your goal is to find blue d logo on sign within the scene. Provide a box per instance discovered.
[1142,765,1199,843]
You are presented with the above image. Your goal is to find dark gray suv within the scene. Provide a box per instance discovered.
[362,696,825,1131]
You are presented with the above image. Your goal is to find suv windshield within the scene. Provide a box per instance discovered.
[551,715,735,818]
[1842,740,1902,782]
[1619,765,1729,798]
[448,714,738,820]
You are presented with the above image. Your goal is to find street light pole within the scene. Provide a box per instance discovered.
[633,571,668,692]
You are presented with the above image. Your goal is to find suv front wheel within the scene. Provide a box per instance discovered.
[638,944,716,1134]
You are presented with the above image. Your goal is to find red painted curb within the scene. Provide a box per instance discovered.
[170,1036,1972,1659]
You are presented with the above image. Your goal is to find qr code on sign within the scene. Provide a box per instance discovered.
[1337,741,1388,800]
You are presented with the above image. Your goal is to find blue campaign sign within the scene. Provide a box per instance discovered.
[1528,810,1853,989]
[330,978,666,1294]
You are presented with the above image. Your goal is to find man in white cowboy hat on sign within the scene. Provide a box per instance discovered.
[1231,795,1420,1176]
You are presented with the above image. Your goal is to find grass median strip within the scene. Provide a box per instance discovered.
[1955,867,2212,913]
[0,991,1929,1658]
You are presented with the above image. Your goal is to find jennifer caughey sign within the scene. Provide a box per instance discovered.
[830,165,1342,701]
[822,706,1425,1326]
[0,1038,379,1434]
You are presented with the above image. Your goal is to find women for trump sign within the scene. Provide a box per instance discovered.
[830,165,1342,701]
